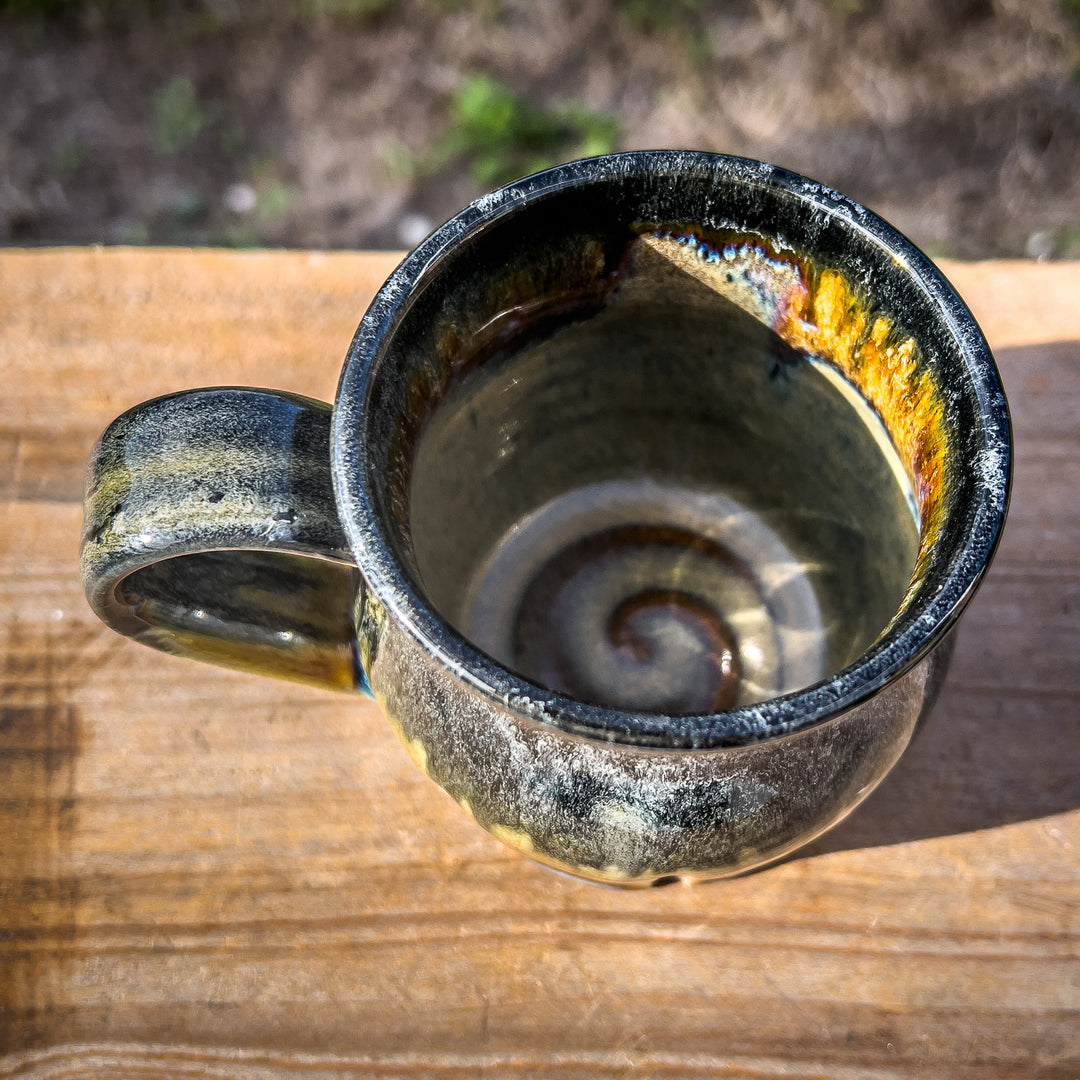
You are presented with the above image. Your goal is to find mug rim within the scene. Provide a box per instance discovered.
[333,149,1011,749]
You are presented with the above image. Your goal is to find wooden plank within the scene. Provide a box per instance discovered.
[0,250,1077,1078]
[0,249,401,502]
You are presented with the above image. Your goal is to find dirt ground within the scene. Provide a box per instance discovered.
[2,0,1079,258]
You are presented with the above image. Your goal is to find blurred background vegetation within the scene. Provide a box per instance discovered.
[1,0,1078,257]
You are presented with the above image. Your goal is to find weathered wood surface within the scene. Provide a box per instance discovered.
[0,249,1077,1078]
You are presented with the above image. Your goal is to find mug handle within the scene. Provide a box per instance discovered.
[81,388,368,693]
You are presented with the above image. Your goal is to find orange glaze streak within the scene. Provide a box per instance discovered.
[772,266,947,589]
[641,227,947,591]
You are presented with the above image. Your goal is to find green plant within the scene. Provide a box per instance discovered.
[827,0,866,14]
[379,137,416,183]
[424,73,619,187]
[257,179,294,220]
[1037,223,1080,259]
[297,0,395,18]
[151,75,208,156]
[1065,0,1080,49]
[617,0,710,33]
[55,140,88,176]
[423,0,499,15]
[115,218,150,245]
[245,157,296,222]
[218,119,247,158]
[615,0,718,66]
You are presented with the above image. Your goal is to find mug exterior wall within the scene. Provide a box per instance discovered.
[333,153,1006,884]
[363,590,948,885]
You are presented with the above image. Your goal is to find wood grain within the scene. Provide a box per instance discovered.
[0,249,1077,1079]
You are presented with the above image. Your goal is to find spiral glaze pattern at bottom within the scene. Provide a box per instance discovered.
[463,479,827,713]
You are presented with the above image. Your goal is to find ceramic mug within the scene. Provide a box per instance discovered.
[82,151,1011,885]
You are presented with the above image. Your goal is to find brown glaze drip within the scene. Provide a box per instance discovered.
[608,589,741,712]
[387,236,634,545]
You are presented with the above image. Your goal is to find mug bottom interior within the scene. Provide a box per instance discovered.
[407,230,921,715]
[458,477,828,714]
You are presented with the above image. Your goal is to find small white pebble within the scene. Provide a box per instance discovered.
[397,212,434,249]
[223,182,258,215]
[1025,230,1054,261]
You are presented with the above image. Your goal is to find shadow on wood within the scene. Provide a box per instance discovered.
[802,341,1080,857]
[0,621,89,1054]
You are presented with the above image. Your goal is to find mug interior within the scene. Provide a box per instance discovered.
[341,155,1003,738]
